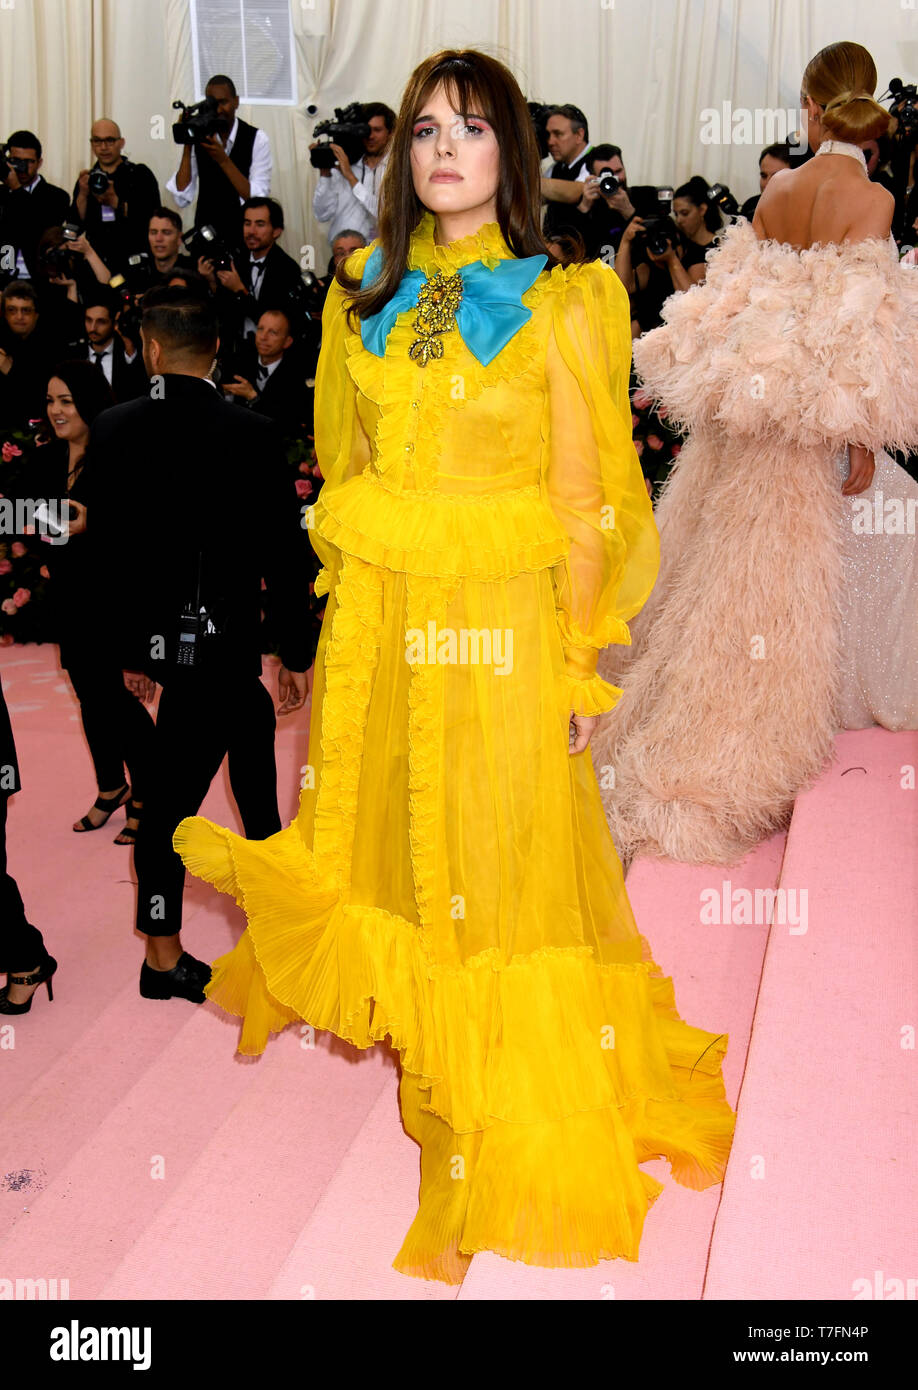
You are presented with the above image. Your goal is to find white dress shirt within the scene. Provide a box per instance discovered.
[312,147,390,243]
[89,339,115,386]
[166,116,272,209]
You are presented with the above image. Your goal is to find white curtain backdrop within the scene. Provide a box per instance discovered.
[2,0,916,270]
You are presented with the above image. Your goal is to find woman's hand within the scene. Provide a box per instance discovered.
[569,713,599,755]
[67,500,88,535]
[621,215,644,247]
[843,444,875,496]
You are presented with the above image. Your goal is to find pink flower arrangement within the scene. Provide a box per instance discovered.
[0,559,11,575]
[646,434,664,451]
[631,388,652,410]
[633,439,644,456]
[1,598,17,615]
[631,413,640,429]
[295,479,313,498]
[10,541,26,557]
[12,587,30,608]
[0,633,13,646]
[670,444,682,456]
[39,564,50,578]
[1,442,22,463]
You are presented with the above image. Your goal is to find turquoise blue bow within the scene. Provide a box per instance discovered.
[359,245,548,366]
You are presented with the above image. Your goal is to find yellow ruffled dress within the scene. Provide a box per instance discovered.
[173,211,736,1283]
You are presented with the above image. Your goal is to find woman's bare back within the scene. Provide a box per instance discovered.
[753,151,894,249]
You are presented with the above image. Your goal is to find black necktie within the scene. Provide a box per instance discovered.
[93,352,104,364]
[250,261,265,298]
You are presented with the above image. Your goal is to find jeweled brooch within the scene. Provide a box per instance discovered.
[408,270,463,366]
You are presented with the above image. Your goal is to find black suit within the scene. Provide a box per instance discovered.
[0,175,70,282]
[89,374,312,937]
[77,337,148,403]
[0,672,45,973]
[223,242,303,339]
[542,148,595,243]
[227,341,311,435]
[0,320,64,429]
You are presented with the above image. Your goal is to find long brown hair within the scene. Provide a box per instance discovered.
[802,42,892,144]
[336,49,551,331]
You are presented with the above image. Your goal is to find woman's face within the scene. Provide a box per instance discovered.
[410,80,500,220]
[673,197,704,238]
[46,377,89,444]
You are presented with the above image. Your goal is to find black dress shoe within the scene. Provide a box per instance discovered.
[139,951,212,1003]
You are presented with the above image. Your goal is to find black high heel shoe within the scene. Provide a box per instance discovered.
[0,950,58,1014]
[113,799,142,846]
[73,782,130,832]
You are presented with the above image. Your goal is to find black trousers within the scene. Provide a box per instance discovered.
[0,794,45,972]
[65,656,157,801]
[133,673,281,937]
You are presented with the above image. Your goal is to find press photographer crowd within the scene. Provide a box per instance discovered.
[0,71,916,1004]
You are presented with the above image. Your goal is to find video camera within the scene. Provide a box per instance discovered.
[182,223,234,272]
[310,103,371,170]
[527,102,554,160]
[106,271,144,348]
[172,96,222,145]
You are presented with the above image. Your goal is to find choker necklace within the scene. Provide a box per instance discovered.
[814,139,867,168]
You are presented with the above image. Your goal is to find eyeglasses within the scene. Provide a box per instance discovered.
[90,137,120,146]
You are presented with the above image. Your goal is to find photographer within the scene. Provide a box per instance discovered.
[576,145,661,260]
[0,281,61,426]
[199,197,302,345]
[0,130,69,281]
[167,74,272,245]
[76,285,147,402]
[542,105,595,240]
[310,102,394,243]
[71,119,160,275]
[223,307,307,435]
[88,286,312,1000]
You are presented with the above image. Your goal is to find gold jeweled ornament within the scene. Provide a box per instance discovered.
[408,270,464,366]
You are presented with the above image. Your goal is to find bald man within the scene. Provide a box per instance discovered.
[71,117,160,274]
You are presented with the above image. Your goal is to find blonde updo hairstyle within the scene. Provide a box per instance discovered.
[802,41,892,144]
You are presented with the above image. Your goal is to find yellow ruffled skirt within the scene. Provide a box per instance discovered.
[173,550,736,1283]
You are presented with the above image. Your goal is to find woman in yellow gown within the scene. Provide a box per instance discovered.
[173,49,736,1284]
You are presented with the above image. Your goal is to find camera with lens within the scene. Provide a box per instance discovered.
[597,169,623,197]
[286,272,328,327]
[0,145,32,182]
[172,96,222,145]
[182,224,233,273]
[106,272,143,348]
[39,222,83,279]
[88,168,112,197]
[706,182,739,219]
[310,103,371,170]
[888,78,918,145]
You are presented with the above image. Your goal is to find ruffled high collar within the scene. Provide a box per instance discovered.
[407,210,515,272]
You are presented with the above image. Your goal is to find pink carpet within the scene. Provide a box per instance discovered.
[1,644,913,1300]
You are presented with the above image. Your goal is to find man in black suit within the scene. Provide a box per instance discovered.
[70,118,161,274]
[78,286,147,403]
[167,74,272,244]
[89,286,311,1002]
[204,196,302,347]
[222,307,308,435]
[0,130,70,283]
[542,105,595,244]
[0,280,62,427]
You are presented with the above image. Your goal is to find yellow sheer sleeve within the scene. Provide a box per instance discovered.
[544,261,659,715]
[312,253,373,493]
[310,251,374,595]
